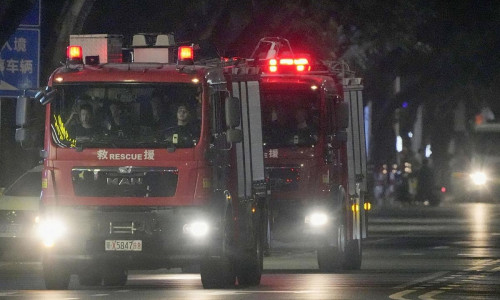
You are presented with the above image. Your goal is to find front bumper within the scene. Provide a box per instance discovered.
[38,206,221,271]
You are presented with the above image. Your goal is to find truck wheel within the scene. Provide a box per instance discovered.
[343,239,362,270]
[200,208,236,289]
[43,257,70,290]
[102,268,128,286]
[200,257,236,288]
[237,226,263,286]
[317,222,346,272]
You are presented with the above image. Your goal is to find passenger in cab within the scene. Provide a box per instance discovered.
[263,106,289,145]
[163,104,200,147]
[104,102,131,135]
[66,104,101,138]
[293,108,317,144]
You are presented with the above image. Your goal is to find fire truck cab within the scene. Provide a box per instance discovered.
[250,37,368,271]
[16,34,267,289]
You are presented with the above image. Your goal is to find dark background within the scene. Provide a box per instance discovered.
[1,0,499,188]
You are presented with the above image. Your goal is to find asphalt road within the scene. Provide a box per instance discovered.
[1,201,499,299]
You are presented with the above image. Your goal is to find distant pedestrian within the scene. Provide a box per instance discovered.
[416,159,437,205]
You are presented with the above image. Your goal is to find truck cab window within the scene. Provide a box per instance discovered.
[51,84,201,148]
[261,85,320,147]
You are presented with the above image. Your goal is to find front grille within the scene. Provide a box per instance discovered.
[0,210,37,225]
[72,167,178,197]
[265,165,301,192]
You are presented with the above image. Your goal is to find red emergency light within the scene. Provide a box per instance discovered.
[66,45,83,63]
[178,46,194,60]
[268,57,310,73]
[269,59,278,72]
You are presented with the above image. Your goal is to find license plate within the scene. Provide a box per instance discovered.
[105,240,142,251]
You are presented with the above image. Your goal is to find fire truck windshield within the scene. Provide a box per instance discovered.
[50,83,201,149]
[262,87,320,147]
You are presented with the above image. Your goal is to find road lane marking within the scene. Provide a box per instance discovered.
[389,289,416,300]
[393,271,448,290]
[418,290,445,300]
[207,290,316,296]
[0,292,18,296]
[400,252,425,256]
[432,246,449,249]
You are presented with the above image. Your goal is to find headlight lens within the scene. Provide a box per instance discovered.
[183,221,209,237]
[470,172,487,186]
[305,212,328,227]
[36,219,66,247]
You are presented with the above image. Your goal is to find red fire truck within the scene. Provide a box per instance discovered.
[16,34,267,289]
[249,37,368,271]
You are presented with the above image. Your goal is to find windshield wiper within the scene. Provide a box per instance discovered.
[74,136,117,151]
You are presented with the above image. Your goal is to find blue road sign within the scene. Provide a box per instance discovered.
[20,0,41,27]
[0,28,40,97]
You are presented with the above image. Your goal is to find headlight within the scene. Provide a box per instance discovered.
[470,172,487,186]
[305,212,328,227]
[183,221,209,238]
[36,219,66,247]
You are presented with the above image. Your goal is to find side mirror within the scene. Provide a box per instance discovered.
[15,127,36,149]
[16,96,30,126]
[336,102,350,129]
[226,128,243,143]
[35,86,57,105]
[225,96,241,128]
[15,127,28,143]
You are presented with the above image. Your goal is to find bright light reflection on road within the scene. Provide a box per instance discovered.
[468,203,490,255]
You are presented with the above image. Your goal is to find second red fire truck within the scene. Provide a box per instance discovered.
[250,37,368,271]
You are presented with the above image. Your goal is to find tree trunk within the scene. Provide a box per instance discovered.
[45,0,95,79]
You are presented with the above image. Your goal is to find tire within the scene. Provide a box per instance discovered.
[317,221,346,272]
[43,257,70,290]
[200,207,236,289]
[200,258,236,289]
[102,268,128,286]
[343,239,362,270]
[237,224,263,286]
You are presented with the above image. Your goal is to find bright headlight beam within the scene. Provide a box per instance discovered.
[470,172,487,186]
[36,219,67,247]
[305,212,328,227]
[183,221,209,237]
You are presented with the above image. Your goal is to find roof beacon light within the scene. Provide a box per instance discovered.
[279,58,294,65]
[269,59,278,73]
[294,58,309,72]
[66,45,83,64]
[178,46,194,65]
[268,57,310,73]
